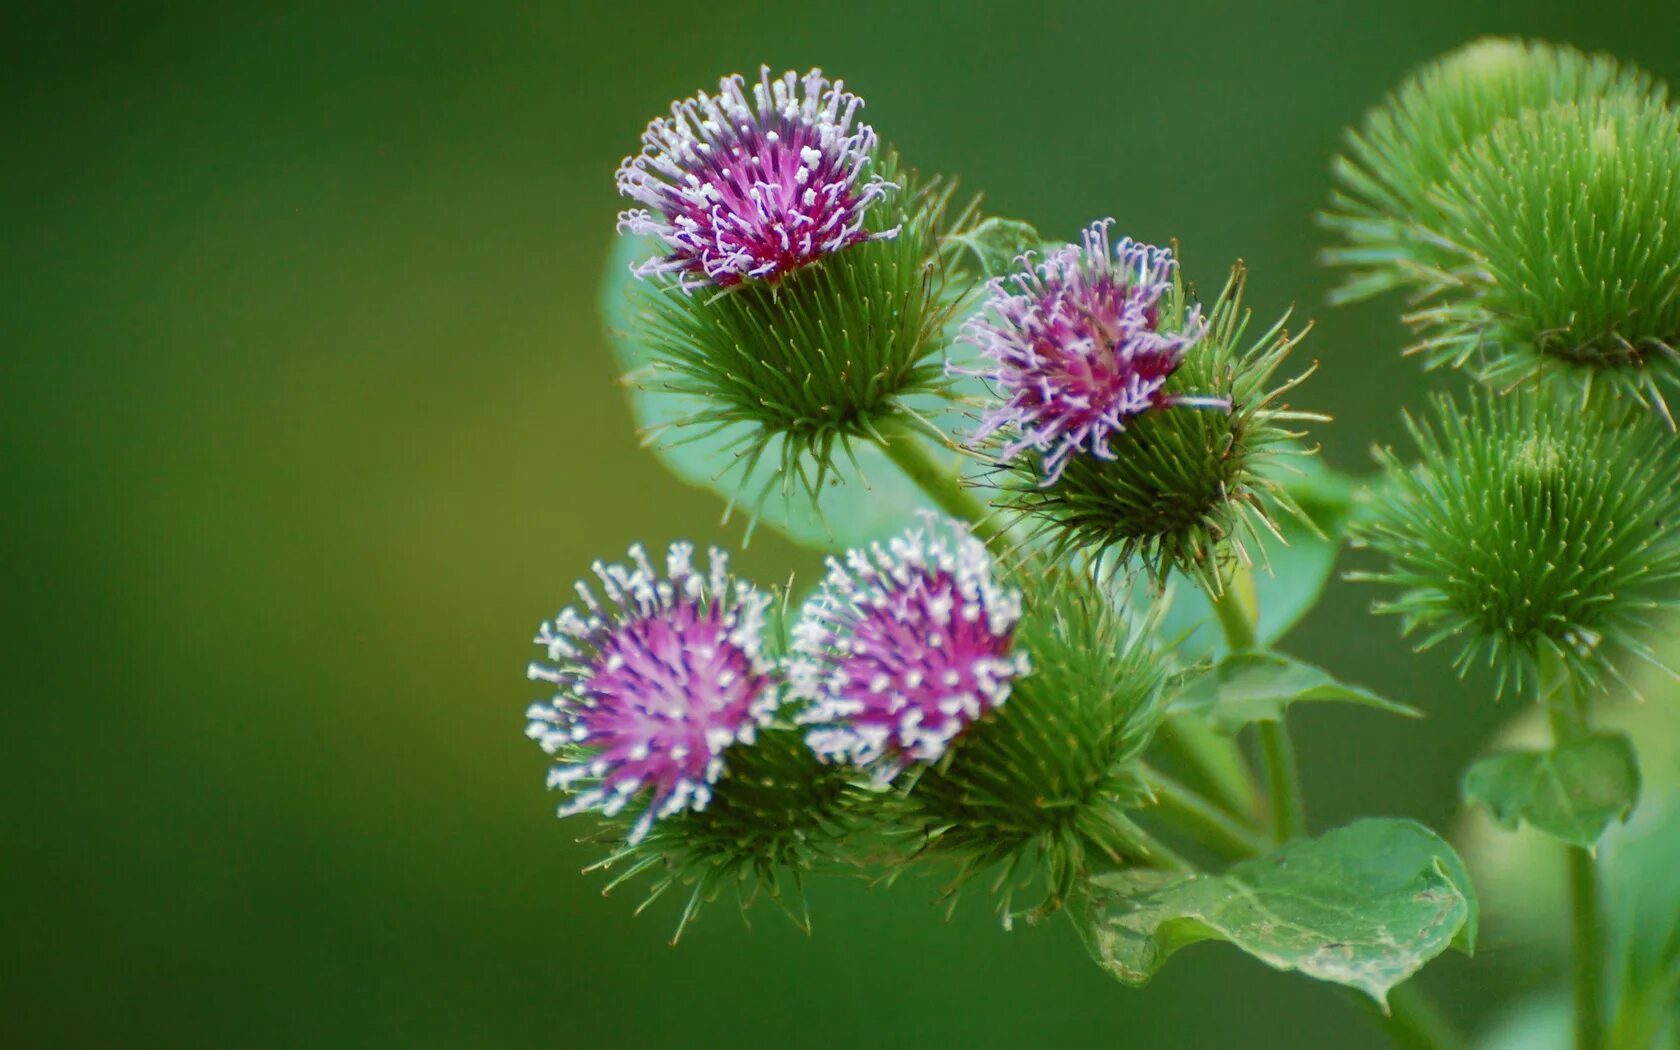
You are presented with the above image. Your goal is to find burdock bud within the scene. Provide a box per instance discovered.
[1410,96,1680,419]
[1322,37,1660,303]
[793,519,1169,921]
[1352,393,1680,696]
[526,542,848,933]
[615,66,968,498]
[959,223,1317,589]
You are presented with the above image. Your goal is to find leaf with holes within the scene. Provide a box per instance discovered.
[1075,818,1477,1005]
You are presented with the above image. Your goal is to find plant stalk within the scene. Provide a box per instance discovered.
[1142,765,1271,861]
[1350,984,1467,1050]
[1540,650,1607,1050]
[872,420,999,541]
[1206,573,1305,844]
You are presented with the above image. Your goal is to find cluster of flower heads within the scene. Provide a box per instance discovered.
[525,543,778,844]
[526,520,1030,842]
[790,515,1031,781]
[616,66,898,291]
[958,219,1227,484]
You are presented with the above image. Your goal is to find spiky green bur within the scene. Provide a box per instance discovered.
[1352,392,1680,696]
[1410,97,1680,417]
[1322,36,1661,303]
[630,158,969,499]
[998,265,1315,590]
[588,725,855,938]
[899,565,1169,922]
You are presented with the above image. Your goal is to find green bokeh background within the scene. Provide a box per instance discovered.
[7,3,1680,1047]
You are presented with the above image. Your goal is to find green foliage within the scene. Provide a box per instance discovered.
[1463,734,1641,849]
[1075,818,1478,1006]
[1411,96,1680,415]
[999,262,1320,592]
[588,725,856,940]
[1322,36,1661,303]
[1168,650,1418,733]
[940,216,1040,278]
[1352,390,1680,695]
[900,563,1170,922]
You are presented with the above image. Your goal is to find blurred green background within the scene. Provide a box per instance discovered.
[7,3,1680,1047]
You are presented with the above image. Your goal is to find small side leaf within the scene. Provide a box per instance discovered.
[940,217,1039,277]
[1167,650,1419,733]
[1075,818,1477,1006]
[599,235,935,549]
[1463,734,1642,850]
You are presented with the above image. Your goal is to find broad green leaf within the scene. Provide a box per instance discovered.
[1463,734,1642,850]
[1167,650,1420,732]
[940,216,1040,277]
[598,234,936,550]
[1075,818,1477,1006]
[1134,453,1361,657]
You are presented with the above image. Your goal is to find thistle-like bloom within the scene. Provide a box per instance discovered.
[791,518,1030,779]
[958,220,1221,484]
[616,66,897,290]
[526,542,777,844]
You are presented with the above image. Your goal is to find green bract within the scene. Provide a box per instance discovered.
[592,725,854,939]
[1352,392,1680,695]
[1322,36,1661,304]
[629,157,971,502]
[899,564,1169,923]
[1410,97,1680,416]
[998,264,1317,592]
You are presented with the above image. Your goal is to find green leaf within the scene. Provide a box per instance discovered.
[1463,734,1642,849]
[1075,818,1478,1006]
[940,216,1039,277]
[1167,650,1420,732]
[599,234,936,550]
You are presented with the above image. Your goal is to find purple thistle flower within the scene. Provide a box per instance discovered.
[956,219,1224,484]
[526,542,778,844]
[616,66,898,291]
[791,517,1031,780]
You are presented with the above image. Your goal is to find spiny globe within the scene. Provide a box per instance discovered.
[1411,96,1680,419]
[629,155,971,502]
[1322,37,1661,304]
[900,562,1170,924]
[992,261,1318,592]
[1352,392,1680,696]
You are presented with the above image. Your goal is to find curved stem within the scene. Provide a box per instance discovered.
[1205,573,1305,844]
[1158,713,1264,819]
[1142,765,1271,861]
[1541,650,1607,1050]
[872,419,999,541]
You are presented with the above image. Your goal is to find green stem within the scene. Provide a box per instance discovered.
[1158,713,1264,819]
[873,420,998,541]
[1206,573,1304,844]
[1257,720,1306,845]
[1541,650,1607,1050]
[1350,984,1467,1050]
[1142,765,1271,861]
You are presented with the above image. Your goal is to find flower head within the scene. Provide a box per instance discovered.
[958,220,1221,484]
[526,542,777,843]
[617,66,898,291]
[1353,391,1680,696]
[792,517,1030,780]
[1321,37,1661,304]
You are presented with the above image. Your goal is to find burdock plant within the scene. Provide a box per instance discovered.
[519,42,1680,1050]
